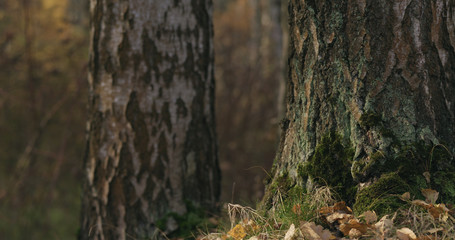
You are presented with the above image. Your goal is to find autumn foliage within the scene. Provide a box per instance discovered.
[0,0,88,238]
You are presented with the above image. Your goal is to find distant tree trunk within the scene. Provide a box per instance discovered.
[260,0,288,120]
[79,1,220,239]
[249,0,262,64]
[263,0,455,215]
[277,0,289,120]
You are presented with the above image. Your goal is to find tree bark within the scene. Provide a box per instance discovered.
[263,0,455,215]
[80,0,220,239]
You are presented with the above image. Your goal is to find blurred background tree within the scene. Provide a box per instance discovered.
[0,0,287,238]
[0,0,89,238]
[214,0,287,204]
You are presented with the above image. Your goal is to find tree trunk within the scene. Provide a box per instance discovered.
[277,0,289,120]
[263,0,455,215]
[79,1,220,239]
[260,0,288,120]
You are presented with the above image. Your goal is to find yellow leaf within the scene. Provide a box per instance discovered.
[227,224,247,240]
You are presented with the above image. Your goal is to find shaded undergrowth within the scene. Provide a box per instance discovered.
[198,186,455,240]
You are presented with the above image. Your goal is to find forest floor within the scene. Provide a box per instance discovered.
[198,187,455,240]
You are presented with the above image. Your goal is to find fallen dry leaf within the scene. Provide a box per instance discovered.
[412,200,431,209]
[425,227,443,234]
[326,212,353,224]
[423,172,431,184]
[339,219,369,236]
[400,192,411,201]
[421,189,439,204]
[412,199,450,219]
[349,228,362,238]
[227,224,247,240]
[396,227,417,240]
[374,215,393,235]
[319,201,352,215]
[428,204,450,220]
[300,222,333,240]
[284,224,296,240]
[362,210,377,224]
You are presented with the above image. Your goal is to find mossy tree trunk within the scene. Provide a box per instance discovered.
[79,0,219,239]
[263,0,455,215]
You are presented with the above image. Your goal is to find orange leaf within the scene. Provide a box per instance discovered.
[292,204,301,214]
[339,219,369,236]
[428,204,449,219]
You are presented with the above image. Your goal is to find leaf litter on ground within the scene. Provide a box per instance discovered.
[199,188,455,240]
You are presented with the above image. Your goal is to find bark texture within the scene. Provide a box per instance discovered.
[264,0,455,212]
[80,0,219,239]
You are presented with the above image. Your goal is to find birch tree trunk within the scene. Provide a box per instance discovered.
[79,0,219,239]
[263,0,455,215]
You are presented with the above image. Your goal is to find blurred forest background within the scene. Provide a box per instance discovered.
[0,0,287,238]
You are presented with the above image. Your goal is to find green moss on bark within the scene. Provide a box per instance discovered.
[260,172,296,210]
[353,172,410,216]
[433,172,455,203]
[352,141,455,215]
[359,111,381,129]
[264,128,455,218]
[301,131,356,203]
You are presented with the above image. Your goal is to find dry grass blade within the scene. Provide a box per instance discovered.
[310,186,337,211]
[227,204,265,229]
